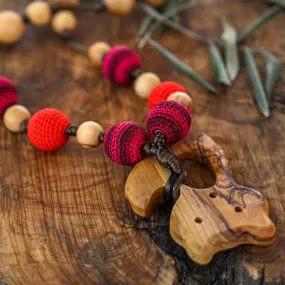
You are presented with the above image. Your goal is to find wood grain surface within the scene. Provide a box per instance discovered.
[0,0,285,284]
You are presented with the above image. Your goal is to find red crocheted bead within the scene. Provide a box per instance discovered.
[102,45,142,85]
[147,81,186,109]
[104,122,149,166]
[27,108,70,151]
[146,101,191,145]
[0,76,18,116]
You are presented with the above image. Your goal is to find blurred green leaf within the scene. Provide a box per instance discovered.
[137,0,182,39]
[137,15,154,39]
[149,39,217,94]
[264,52,281,102]
[222,19,240,81]
[243,47,270,117]
[238,5,281,43]
[267,0,285,7]
[209,41,231,86]
[154,0,183,37]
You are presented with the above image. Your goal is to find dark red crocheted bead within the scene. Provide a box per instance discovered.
[104,121,149,165]
[147,81,186,109]
[146,101,191,145]
[0,76,18,116]
[102,45,142,85]
[27,108,70,151]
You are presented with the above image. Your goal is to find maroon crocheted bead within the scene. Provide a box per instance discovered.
[102,46,142,85]
[147,81,186,109]
[0,76,18,116]
[104,121,149,165]
[146,101,191,145]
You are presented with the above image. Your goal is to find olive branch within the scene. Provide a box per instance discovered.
[138,0,283,117]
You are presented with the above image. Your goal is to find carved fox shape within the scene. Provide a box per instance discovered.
[125,134,276,264]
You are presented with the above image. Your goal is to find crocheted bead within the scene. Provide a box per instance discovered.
[0,76,18,116]
[146,101,191,145]
[27,108,70,151]
[102,46,142,85]
[147,81,186,109]
[104,122,149,165]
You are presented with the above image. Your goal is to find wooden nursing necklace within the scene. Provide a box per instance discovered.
[0,75,276,265]
[0,2,276,263]
[0,8,193,106]
[0,0,166,45]
[0,0,194,107]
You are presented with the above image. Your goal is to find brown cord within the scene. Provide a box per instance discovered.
[142,131,186,205]
[164,171,186,205]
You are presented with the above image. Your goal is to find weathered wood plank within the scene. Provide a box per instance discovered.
[0,0,285,284]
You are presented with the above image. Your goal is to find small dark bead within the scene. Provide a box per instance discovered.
[51,4,62,13]
[66,124,78,136]
[130,69,144,80]
[60,30,73,41]
[99,132,105,143]
[91,2,106,13]
[20,120,29,134]
[101,52,108,63]
[22,13,30,24]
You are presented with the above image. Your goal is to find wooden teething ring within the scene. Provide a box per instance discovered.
[125,134,276,265]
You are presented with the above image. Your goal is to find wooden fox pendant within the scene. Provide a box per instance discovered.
[125,134,276,265]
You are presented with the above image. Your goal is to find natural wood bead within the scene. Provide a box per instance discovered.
[0,11,25,44]
[76,121,104,148]
[3,105,31,133]
[167,92,193,112]
[134,72,160,99]
[88,42,111,67]
[146,0,167,7]
[25,1,52,26]
[51,10,77,35]
[103,0,135,15]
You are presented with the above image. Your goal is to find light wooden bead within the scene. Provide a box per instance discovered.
[0,11,25,44]
[146,0,167,7]
[51,10,77,35]
[88,42,111,67]
[3,105,31,133]
[167,92,193,112]
[76,121,104,148]
[103,0,135,15]
[25,1,52,26]
[134,72,160,99]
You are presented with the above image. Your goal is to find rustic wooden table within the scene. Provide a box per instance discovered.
[0,0,285,284]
